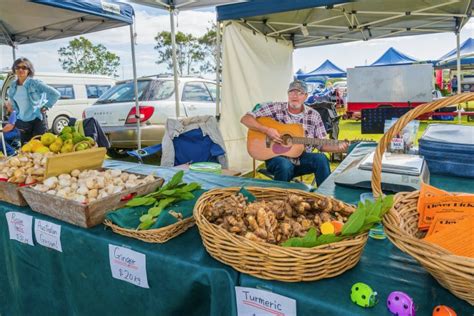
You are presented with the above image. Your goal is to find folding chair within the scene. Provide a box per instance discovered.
[128,115,229,169]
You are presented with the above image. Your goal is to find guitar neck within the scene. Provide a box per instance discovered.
[291,137,346,146]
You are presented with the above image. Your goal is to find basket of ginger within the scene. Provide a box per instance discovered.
[194,187,392,282]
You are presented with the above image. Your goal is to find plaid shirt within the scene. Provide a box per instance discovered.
[249,101,327,153]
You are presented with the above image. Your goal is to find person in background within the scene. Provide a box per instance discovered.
[240,80,348,186]
[7,57,60,144]
[1,103,20,156]
[451,75,458,94]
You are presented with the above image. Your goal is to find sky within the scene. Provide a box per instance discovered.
[0,3,473,80]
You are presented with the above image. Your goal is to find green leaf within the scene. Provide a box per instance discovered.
[180,182,201,192]
[167,171,184,189]
[160,189,177,196]
[139,214,153,223]
[282,227,318,247]
[341,207,366,236]
[126,197,155,207]
[314,234,344,246]
[381,195,394,216]
[176,191,195,200]
[360,215,382,232]
[138,218,155,230]
[148,207,163,217]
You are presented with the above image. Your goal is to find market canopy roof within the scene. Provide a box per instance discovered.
[130,0,244,10]
[0,0,134,47]
[216,0,473,49]
[436,37,474,69]
[370,47,418,66]
[297,59,346,79]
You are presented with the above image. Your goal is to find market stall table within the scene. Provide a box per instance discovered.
[0,162,305,316]
[0,152,472,315]
[239,143,474,315]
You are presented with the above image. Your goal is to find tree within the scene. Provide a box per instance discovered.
[154,31,200,75]
[58,37,120,77]
[197,23,217,74]
[154,22,218,75]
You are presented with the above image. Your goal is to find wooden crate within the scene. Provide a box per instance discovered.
[0,181,28,206]
[44,147,106,178]
[20,172,164,228]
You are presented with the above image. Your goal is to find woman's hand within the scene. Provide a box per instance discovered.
[40,106,48,113]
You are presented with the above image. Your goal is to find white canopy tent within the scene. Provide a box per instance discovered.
[0,0,143,156]
[215,0,472,171]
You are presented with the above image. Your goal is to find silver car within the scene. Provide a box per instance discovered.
[84,76,218,158]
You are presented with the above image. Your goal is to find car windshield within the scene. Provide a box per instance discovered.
[95,80,150,104]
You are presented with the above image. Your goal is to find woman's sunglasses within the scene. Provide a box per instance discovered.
[15,65,29,71]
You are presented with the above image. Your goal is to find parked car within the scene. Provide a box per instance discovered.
[83,76,218,158]
[1,72,115,134]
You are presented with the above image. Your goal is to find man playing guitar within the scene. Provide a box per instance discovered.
[241,80,348,186]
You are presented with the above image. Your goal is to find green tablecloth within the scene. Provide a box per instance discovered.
[1,153,473,315]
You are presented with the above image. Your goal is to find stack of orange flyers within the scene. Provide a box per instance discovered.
[417,183,474,257]
[423,217,474,258]
[417,183,474,230]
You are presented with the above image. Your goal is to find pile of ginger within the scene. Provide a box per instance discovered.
[204,193,354,244]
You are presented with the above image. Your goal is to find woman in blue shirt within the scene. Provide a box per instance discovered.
[7,58,60,144]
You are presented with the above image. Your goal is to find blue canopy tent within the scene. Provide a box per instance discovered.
[296,59,346,79]
[370,47,418,66]
[0,0,143,155]
[436,37,474,69]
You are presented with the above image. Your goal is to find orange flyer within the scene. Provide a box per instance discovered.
[417,183,474,230]
[426,214,473,237]
[423,217,474,258]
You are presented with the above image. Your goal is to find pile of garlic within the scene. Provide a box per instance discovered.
[33,169,155,204]
[0,153,51,184]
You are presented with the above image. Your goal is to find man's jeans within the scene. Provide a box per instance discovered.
[1,129,20,155]
[266,152,331,186]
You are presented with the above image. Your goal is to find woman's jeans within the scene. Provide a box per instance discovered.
[266,152,331,186]
[16,118,47,144]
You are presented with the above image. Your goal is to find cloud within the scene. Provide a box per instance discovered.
[85,7,216,46]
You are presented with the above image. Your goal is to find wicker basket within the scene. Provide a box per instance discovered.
[104,217,195,243]
[372,92,474,305]
[194,187,368,282]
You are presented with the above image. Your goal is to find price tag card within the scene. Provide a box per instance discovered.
[390,137,404,151]
[235,286,296,316]
[109,244,149,288]
[34,219,62,252]
[5,212,34,246]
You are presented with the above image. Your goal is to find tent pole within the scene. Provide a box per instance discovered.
[12,45,16,61]
[456,31,462,123]
[215,22,222,118]
[170,7,180,118]
[130,23,141,150]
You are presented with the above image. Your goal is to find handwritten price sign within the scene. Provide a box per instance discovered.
[34,219,62,252]
[108,244,149,288]
[5,212,34,246]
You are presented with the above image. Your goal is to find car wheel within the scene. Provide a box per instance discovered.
[52,115,70,134]
[106,148,129,159]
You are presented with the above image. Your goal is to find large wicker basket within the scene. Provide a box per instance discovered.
[104,217,195,243]
[194,187,368,282]
[372,92,474,305]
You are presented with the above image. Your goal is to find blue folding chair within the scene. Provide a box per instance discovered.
[127,116,228,168]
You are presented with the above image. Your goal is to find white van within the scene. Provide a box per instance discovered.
[1,72,115,134]
[35,72,115,133]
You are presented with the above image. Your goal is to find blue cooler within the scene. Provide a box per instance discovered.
[419,124,474,178]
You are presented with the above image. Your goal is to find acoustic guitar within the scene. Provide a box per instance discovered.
[247,117,364,161]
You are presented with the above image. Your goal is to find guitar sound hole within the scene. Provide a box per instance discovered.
[281,135,293,145]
